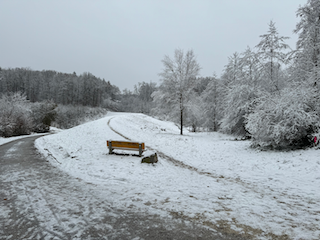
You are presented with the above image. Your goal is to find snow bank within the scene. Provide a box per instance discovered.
[35,112,320,239]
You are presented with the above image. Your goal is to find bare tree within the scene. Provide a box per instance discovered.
[153,49,201,135]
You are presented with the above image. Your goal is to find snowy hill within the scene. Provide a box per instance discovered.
[35,112,320,239]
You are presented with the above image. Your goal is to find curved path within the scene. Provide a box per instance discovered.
[0,135,245,240]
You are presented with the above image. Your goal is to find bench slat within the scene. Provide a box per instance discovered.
[111,147,140,151]
[107,141,145,150]
[107,140,145,157]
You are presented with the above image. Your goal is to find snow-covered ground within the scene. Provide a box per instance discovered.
[0,127,62,146]
[32,112,319,239]
[0,132,52,146]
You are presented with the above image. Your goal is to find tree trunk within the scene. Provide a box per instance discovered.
[180,108,183,135]
[180,93,183,135]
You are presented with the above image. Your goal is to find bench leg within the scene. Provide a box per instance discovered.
[108,141,113,154]
[139,144,142,157]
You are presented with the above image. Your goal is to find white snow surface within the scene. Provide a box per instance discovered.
[33,112,320,239]
[0,127,61,146]
[0,133,51,146]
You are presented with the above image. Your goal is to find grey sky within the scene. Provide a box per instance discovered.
[0,0,306,91]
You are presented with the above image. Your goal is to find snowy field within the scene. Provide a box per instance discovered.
[31,112,319,239]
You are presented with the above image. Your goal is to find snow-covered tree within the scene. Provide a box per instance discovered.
[221,52,242,86]
[293,0,320,87]
[152,49,201,135]
[220,84,260,136]
[219,23,290,138]
[52,105,107,129]
[0,92,33,137]
[119,82,157,113]
[200,76,222,131]
[184,93,204,132]
[31,100,57,133]
[240,47,262,88]
[256,21,290,93]
[246,86,319,149]
[180,76,214,132]
[220,49,261,136]
[134,81,157,113]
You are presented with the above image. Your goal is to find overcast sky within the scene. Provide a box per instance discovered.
[0,0,306,91]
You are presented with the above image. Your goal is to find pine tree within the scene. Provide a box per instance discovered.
[256,21,290,93]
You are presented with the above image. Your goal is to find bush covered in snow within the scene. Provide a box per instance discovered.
[0,92,108,137]
[0,93,58,137]
[246,88,319,149]
[0,92,33,137]
[31,101,57,133]
[52,105,108,129]
[220,84,258,137]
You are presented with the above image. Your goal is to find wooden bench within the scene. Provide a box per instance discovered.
[107,140,145,157]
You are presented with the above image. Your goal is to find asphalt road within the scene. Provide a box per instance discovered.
[0,136,247,240]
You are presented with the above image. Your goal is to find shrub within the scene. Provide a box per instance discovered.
[0,92,34,137]
[52,105,107,129]
[31,101,57,133]
[246,88,319,149]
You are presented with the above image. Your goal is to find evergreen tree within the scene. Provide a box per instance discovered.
[256,21,290,93]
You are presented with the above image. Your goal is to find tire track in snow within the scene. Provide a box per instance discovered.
[107,117,131,140]
[108,117,297,198]
[108,116,320,239]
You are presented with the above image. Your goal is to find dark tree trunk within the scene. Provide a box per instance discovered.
[180,108,183,135]
[180,93,183,135]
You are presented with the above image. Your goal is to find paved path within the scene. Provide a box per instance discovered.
[0,136,246,240]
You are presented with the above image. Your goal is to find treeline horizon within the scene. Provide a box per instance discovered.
[0,67,120,109]
[0,66,159,114]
